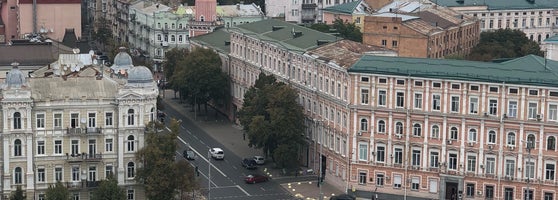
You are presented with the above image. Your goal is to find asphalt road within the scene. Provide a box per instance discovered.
[163,101,294,200]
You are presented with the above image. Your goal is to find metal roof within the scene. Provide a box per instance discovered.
[322,0,363,14]
[190,28,231,53]
[435,0,558,10]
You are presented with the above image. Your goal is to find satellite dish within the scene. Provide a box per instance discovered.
[72,48,80,54]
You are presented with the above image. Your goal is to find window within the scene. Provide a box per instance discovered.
[488,130,496,144]
[73,193,79,200]
[489,99,498,115]
[525,161,535,179]
[507,132,516,146]
[361,77,369,82]
[54,140,62,154]
[361,89,369,104]
[468,129,477,142]
[393,174,402,188]
[524,189,533,200]
[451,83,460,89]
[379,78,387,83]
[414,81,423,86]
[360,119,368,131]
[548,136,556,150]
[450,127,458,140]
[358,171,367,184]
[377,120,385,133]
[88,113,96,128]
[106,165,114,178]
[412,150,421,166]
[55,167,62,181]
[449,153,458,170]
[486,157,495,174]
[13,112,21,129]
[127,109,135,125]
[528,102,538,119]
[392,40,398,47]
[394,148,403,164]
[470,85,479,91]
[529,89,539,96]
[469,97,478,114]
[89,166,97,182]
[467,155,476,172]
[489,86,499,93]
[381,40,387,46]
[37,168,45,182]
[378,90,386,106]
[127,135,135,152]
[451,96,459,112]
[413,124,421,136]
[359,143,368,161]
[395,122,403,135]
[432,94,441,111]
[504,188,514,200]
[508,101,518,118]
[414,93,422,109]
[396,79,405,85]
[37,141,45,155]
[466,183,475,197]
[527,134,536,149]
[376,146,385,162]
[431,125,440,138]
[70,113,79,128]
[71,140,79,155]
[72,166,80,181]
[544,193,554,200]
[429,179,438,193]
[54,113,62,128]
[36,113,45,129]
[106,138,113,152]
[376,174,385,186]
[127,162,135,178]
[14,167,22,184]
[549,104,558,121]
[89,139,97,156]
[433,82,441,88]
[14,139,22,156]
[396,92,404,107]
[105,112,113,126]
[411,177,419,190]
[509,88,518,94]
[430,152,439,167]
[485,185,494,199]
[127,190,135,200]
[505,159,515,176]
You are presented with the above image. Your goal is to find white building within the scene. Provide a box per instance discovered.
[265,0,361,23]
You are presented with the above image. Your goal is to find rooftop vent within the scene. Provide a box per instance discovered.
[272,26,285,31]
[526,0,534,3]
[293,31,303,38]
[224,41,231,46]
[456,0,464,4]
[316,40,331,46]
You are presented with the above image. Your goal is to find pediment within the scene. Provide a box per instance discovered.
[117,92,144,100]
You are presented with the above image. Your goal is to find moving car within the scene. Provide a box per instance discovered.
[183,149,195,160]
[209,148,224,160]
[253,156,265,165]
[244,174,269,184]
[242,158,257,169]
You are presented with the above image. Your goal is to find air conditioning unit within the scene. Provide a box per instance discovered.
[488,145,493,150]
[447,140,452,145]
[503,114,508,119]
[484,112,489,117]
[537,114,542,121]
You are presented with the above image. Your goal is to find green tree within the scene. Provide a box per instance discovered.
[93,17,115,52]
[332,18,362,42]
[467,28,543,61]
[309,23,331,33]
[45,181,70,200]
[175,160,199,200]
[165,48,189,92]
[10,186,25,200]
[238,73,306,169]
[136,119,197,200]
[91,176,126,200]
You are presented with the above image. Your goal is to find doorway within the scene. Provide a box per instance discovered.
[445,182,458,200]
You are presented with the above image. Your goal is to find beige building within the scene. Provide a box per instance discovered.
[0,49,156,199]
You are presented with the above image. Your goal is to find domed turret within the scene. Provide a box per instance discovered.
[110,47,134,73]
[127,66,153,83]
[5,62,27,88]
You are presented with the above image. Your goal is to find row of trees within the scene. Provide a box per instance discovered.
[465,28,543,61]
[9,177,126,200]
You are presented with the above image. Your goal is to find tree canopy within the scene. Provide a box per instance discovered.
[91,176,126,200]
[238,73,306,169]
[136,119,198,200]
[309,18,362,42]
[467,28,543,61]
[9,186,25,200]
[45,182,69,200]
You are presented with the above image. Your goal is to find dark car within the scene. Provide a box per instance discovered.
[244,174,268,184]
[183,149,195,160]
[241,158,257,169]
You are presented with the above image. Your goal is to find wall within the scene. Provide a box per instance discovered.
[19,3,82,41]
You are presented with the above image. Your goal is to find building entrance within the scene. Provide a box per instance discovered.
[445,182,458,200]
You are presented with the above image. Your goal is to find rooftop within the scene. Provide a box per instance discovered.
[350,55,558,87]
[322,0,368,14]
[217,3,264,17]
[190,28,231,53]
[435,0,558,10]
[306,40,394,69]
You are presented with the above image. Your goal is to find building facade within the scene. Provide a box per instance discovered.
[435,0,558,43]
[0,49,156,199]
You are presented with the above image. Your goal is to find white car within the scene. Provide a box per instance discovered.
[253,156,265,165]
[210,148,224,160]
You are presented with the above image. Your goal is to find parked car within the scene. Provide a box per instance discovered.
[183,149,195,160]
[209,148,224,160]
[242,158,257,169]
[244,174,269,184]
[253,156,265,165]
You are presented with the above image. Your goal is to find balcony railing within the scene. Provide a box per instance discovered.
[67,127,103,135]
[66,153,103,162]
[65,181,101,189]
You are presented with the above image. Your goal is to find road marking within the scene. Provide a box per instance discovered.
[175,151,218,187]
[236,185,251,196]
[176,136,227,177]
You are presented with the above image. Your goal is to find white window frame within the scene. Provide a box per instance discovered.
[414,93,423,109]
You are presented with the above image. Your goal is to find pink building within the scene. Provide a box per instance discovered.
[189,0,220,37]
[0,0,81,43]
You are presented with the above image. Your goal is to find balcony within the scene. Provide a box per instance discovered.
[67,127,103,135]
[302,3,317,9]
[66,153,103,163]
[65,181,101,189]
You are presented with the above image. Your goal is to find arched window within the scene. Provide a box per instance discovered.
[157,23,161,28]
[157,34,162,41]
[547,136,556,150]
[377,120,385,133]
[527,134,536,149]
[413,124,421,136]
[360,119,368,131]
[395,122,403,135]
[171,35,175,42]
[164,23,168,29]
[488,130,496,144]
[171,23,175,29]
[507,132,516,146]
[431,125,440,138]
[150,108,155,122]
[178,23,183,29]
[468,129,477,142]
[127,135,135,152]
[14,139,22,156]
[14,167,22,184]
[13,112,21,129]
[127,162,135,178]
[450,127,458,140]
[127,109,135,125]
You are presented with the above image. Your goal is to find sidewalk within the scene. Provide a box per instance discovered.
[161,89,345,200]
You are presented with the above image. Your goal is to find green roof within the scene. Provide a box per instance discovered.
[190,28,231,53]
[231,19,340,52]
[349,55,558,87]
[544,34,558,43]
[322,0,362,14]
[436,0,558,10]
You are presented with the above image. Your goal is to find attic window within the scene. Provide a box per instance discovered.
[10,6,15,10]
[383,26,387,29]
[393,26,398,30]
[379,78,387,84]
